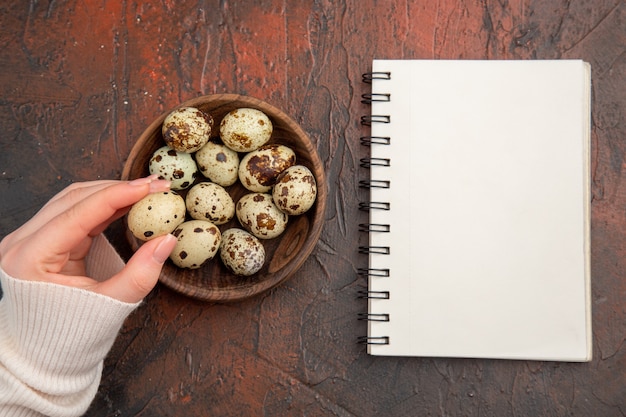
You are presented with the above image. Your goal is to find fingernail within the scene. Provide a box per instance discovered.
[153,234,177,263]
[149,179,171,193]
[129,174,159,186]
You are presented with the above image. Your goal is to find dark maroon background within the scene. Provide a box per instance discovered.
[1,1,625,416]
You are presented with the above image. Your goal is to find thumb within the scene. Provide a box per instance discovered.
[96,234,177,303]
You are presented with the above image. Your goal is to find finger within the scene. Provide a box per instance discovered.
[88,205,134,237]
[34,177,171,257]
[33,176,162,232]
[93,234,177,303]
[1,177,158,249]
[0,181,119,251]
[43,180,121,209]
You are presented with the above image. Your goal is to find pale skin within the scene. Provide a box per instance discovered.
[0,175,178,304]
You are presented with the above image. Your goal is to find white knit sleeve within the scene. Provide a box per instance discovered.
[0,234,139,417]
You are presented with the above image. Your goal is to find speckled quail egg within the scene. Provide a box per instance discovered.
[149,146,198,190]
[195,140,240,186]
[219,108,273,152]
[169,220,222,269]
[238,144,296,192]
[236,192,288,239]
[127,191,186,241]
[219,228,266,276]
[162,106,213,153]
[272,165,317,215]
[185,182,235,225]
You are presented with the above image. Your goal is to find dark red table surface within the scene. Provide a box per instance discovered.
[1,1,625,416]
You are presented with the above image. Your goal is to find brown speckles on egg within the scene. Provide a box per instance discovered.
[128,191,186,241]
[231,133,252,150]
[185,182,235,225]
[219,108,273,152]
[195,140,240,186]
[219,228,265,276]
[272,165,317,215]
[195,109,212,124]
[236,192,287,239]
[169,220,222,269]
[162,107,213,153]
[238,144,296,192]
[256,213,276,230]
[149,146,198,190]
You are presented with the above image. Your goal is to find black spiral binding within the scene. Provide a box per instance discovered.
[357,336,390,345]
[358,201,390,211]
[360,136,391,146]
[359,70,392,346]
[357,268,390,277]
[361,93,391,104]
[359,179,390,189]
[358,223,390,233]
[358,313,390,322]
[357,290,390,299]
[358,246,390,255]
[362,71,391,83]
[360,115,390,126]
[359,157,390,168]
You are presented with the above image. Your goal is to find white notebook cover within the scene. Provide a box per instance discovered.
[365,59,591,361]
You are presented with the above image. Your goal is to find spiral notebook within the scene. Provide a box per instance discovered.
[358,59,592,362]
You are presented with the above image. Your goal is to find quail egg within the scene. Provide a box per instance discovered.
[195,140,240,186]
[149,146,198,190]
[127,191,186,241]
[238,144,296,192]
[170,220,222,269]
[185,182,235,225]
[162,106,213,153]
[219,228,266,276]
[272,165,317,215]
[219,107,273,152]
[236,192,288,239]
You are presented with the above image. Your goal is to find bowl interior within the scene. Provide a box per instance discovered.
[122,94,326,302]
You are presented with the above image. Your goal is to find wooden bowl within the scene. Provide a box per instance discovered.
[121,94,326,302]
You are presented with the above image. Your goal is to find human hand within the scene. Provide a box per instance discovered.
[0,175,177,303]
